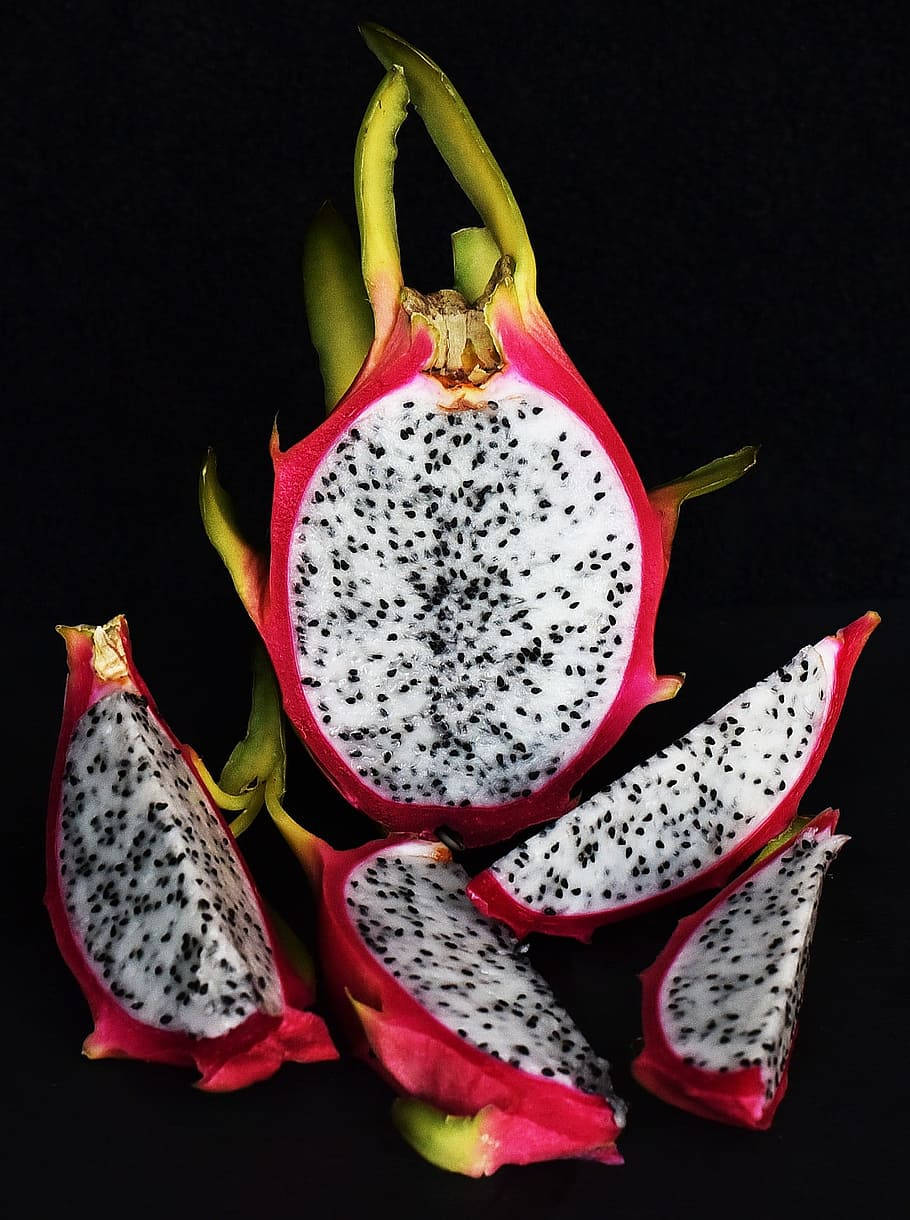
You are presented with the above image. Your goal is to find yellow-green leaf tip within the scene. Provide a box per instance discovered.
[391,1098,493,1177]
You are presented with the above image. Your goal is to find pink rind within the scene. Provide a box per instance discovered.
[466,613,878,936]
[45,618,337,1090]
[631,808,842,1128]
[80,999,336,1093]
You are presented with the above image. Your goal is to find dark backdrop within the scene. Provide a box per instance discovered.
[5,3,907,1217]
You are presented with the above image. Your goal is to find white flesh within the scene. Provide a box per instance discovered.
[290,369,642,807]
[489,637,838,915]
[59,691,282,1038]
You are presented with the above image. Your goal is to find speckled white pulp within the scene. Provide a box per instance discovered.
[289,370,642,807]
[489,636,838,915]
[59,691,282,1038]
[660,825,846,1097]
[345,841,624,1109]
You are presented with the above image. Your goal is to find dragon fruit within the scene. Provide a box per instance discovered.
[632,809,847,1128]
[260,791,625,1173]
[469,613,877,939]
[45,615,336,1090]
[201,25,756,847]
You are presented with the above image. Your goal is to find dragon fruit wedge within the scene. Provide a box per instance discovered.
[46,615,337,1090]
[469,612,877,939]
[201,24,756,847]
[632,809,847,1128]
[260,792,625,1173]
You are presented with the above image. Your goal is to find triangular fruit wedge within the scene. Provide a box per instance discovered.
[267,807,626,1174]
[46,616,337,1090]
[632,809,848,1128]
[469,613,876,939]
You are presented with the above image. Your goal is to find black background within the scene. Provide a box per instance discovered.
[5,3,907,1216]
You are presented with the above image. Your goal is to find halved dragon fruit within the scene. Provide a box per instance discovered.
[632,809,847,1128]
[201,25,756,847]
[264,798,625,1174]
[469,613,877,939]
[45,615,337,1090]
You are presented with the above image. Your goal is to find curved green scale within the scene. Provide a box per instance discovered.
[207,651,317,984]
[648,445,760,562]
[302,202,373,412]
[650,445,760,506]
[361,23,537,312]
[391,1098,494,1177]
[355,66,410,346]
[220,645,286,801]
[186,750,252,813]
[754,813,815,864]
[221,659,324,883]
[451,226,501,304]
[199,451,267,629]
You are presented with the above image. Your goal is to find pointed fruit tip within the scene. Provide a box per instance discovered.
[58,616,130,681]
[199,449,218,495]
[837,609,881,653]
[346,989,382,1035]
[82,1029,122,1060]
[653,673,684,704]
[359,22,397,48]
[858,609,881,643]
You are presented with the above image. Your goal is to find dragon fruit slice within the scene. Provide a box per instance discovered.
[201,26,756,847]
[263,797,625,1173]
[45,615,336,1090]
[469,613,877,939]
[632,809,847,1128]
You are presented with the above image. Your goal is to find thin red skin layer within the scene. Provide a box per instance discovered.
[631,809,840,1129]
[305,833,623,1166]
[468,1108,622,1174]
[467,613,878,939]
[45,622,337,1090]
[261,303,675,847]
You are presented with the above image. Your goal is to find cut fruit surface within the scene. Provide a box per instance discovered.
[632,809,847,1128]
[289,372,646,811]
[469,613,877,938]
